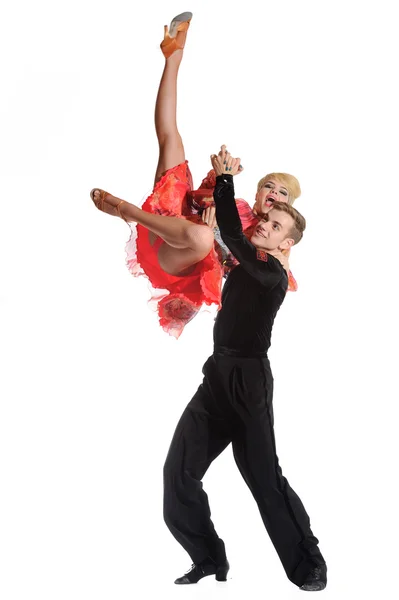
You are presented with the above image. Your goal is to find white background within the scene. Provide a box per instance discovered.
[1,1,398,598]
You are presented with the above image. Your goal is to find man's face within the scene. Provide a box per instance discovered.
[254,178,289,214]
[250,208,294,251]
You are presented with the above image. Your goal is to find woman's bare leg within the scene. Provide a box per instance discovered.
[91,190,214,276]
[153,47,185,185]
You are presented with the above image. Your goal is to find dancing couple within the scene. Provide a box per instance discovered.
[91,11,327,592]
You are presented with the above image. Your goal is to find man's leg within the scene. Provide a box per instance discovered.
[230,357,326,588]
[163,381,231,567]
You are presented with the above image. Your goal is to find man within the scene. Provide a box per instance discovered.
[162,150,327,591]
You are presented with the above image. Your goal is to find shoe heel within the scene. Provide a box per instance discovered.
[215,565,229,581]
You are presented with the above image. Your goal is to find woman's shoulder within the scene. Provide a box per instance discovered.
[235,198,258,229]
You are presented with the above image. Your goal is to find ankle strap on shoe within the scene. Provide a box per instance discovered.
[116,200,128,222]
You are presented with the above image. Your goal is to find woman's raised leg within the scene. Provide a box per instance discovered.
[153,51,185,185]
[153,13,191,184]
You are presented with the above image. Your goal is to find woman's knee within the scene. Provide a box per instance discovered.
[157,131,183,148]
[185,224,214,254]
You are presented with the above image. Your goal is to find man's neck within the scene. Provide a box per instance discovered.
[263,248,280,258]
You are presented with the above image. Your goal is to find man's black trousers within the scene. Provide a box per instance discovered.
[163,351,326,587]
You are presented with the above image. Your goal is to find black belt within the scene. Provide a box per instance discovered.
[213,345,269,358]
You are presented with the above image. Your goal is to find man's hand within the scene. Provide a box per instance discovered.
[211,144,243,177]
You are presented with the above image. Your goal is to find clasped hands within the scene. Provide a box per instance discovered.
[201,145,242,229]
[210,144,243,177]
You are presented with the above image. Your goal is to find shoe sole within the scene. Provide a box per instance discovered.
[169,12,193,37]
[300,582,326,591]
[174,564,229,585]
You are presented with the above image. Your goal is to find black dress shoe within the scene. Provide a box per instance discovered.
[300,564,327,591]
[174,558,230,584]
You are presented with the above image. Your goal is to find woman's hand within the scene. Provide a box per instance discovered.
[253,200,274,218]
[270,249,290,273]
[201,205,217,229]
[210,144,243,176]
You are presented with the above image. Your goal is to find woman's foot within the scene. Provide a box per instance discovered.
[90,189,127,220]
[160,11,192,58]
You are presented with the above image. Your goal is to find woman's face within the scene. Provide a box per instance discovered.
[254,178,289,215]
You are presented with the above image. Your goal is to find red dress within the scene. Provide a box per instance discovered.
[125,161,297,338]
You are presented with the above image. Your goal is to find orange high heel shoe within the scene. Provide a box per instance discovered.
[90,188,128,222]
[160,11,193,58]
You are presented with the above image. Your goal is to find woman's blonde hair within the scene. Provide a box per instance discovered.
[257,172,301,206]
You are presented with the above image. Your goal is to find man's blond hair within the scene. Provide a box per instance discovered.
[262,201,306,245]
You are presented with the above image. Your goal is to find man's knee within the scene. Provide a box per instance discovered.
[163,460,178,526]
[163,494,173,527]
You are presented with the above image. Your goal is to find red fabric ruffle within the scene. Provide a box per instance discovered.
[125,162,223,338]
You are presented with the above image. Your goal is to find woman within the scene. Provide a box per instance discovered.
[91,12,301,338]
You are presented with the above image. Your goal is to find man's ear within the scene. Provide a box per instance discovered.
[279,238,295,251]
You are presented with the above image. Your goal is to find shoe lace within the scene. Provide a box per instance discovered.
[184,563,205,575]
[184,564,196,574]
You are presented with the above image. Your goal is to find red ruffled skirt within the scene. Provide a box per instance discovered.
[125,161,223,339]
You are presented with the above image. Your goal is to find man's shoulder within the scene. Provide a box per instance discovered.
[257,251,284,270]
[259,252,288,284]
[256,249,268,262]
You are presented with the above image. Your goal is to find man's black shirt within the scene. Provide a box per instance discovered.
[213,174,288,355]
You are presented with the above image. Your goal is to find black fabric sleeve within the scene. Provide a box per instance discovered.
[213,174,286,289]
